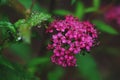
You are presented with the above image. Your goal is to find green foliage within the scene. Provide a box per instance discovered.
[28,12,50,27]
[0,55,37,80]
[0,21,16,42]
[15,12,51,28]
[33,3,45,12]
[0,14,9,21]
[18,0,32,9]
[93,20,118,35]
[53,9,72,16]
[0,55,14,70]
[14,19,25,28]
[15,12,51,43]
[0,0,8,6]
[0,21,16,33]
[85,0,100,13]
[76,53,102,80]
[9,42,32,60]
[18,0,45,12]
[71,0,76,5]
[28,57,49,67]
[48,67,64,80]
[106,47,120,55]
[75,1,84,19]
[85,7,97,13]
[93,0,100,10]
[27,57,49,75]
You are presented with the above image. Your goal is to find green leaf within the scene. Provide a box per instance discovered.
[0,55,14,70]
[75,1,84,19]
[15,13,51,28]
[9,42,32,60]
[0,0,8,6]
[93,0,100,10]
[0,55,37,80]
[85,7,96,13]
[92,20,118,35]
[28,12,51,27]
[14,19,30,43]
[0,14,9,21]
[18,23,31,43]
[106,47,120,55]
[18,0,45,12]
[48,67,64,80]
[14,12,51,43]
[85,0,100,13]
[0,63,36,80]
[14,19,25,28]
[32,2,46,12]
[27,57,49,67]
[71,0,76,5]
[53,9,72,16]
[76,53,102,80]
[27,57,49,75]
[0,21,16,41]
[0,21,16,33]
[18,0,31,9]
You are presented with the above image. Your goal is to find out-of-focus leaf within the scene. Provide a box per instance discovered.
[14,12,51,43]
[0,55,14,70]
[0,21,16,41]
[0,60,36,80]
[19,23,31,43]
[0,14,9,21]
[0,55,30,80]
[48,67,64,80]
[75,1,84,19]
[0,0,8,6]
[18,0,31,9]
[76,53,102,80]
[27,57,49,75]
[28,57,49,67]
[93,20,118,35]
[93,0,100,10]
[9,42,32,60]
[14,19,30,43]
[85,7,96,13]
[71,0,76,5]
[106,47,120,55]
[18,0,45,12]
[0,21,16,33]
[32,2,46,12]
[14,19,25,28]
[85,0,100,13]
[53,9,72,16]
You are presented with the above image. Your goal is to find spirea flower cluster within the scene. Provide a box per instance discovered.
[104,6,120,25]
[47,15,98,67]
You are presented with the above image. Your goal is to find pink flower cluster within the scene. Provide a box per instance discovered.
[104,6,120,25]
[47,15,98,67]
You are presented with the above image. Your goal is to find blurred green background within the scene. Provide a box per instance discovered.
[0,0,120,80]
